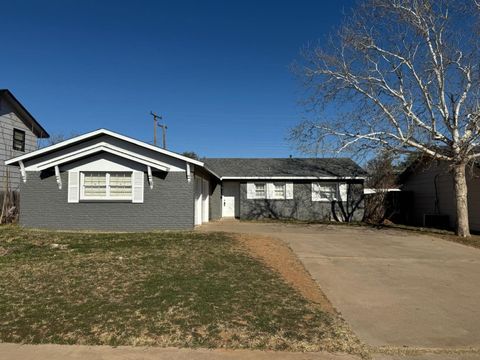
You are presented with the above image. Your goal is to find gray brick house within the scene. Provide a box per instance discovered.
[0,89,50,191]
[6,129,366,230]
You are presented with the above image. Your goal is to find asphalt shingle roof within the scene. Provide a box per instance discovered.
[203,158,366,178]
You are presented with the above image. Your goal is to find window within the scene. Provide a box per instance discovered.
[273,182,286,199]
[312,182,338,202]
[13,129,25,152]
[254,183,266,198]
[81,172,132,200]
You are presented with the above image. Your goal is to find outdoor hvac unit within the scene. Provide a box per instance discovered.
[423,214,449,230]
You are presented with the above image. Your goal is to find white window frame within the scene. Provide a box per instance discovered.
[80,171,133,201]
[312,182,339,202]
[254,182,266,199]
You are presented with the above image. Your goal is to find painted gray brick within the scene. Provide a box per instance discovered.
[20,171,194,231]
[239,181,364,221]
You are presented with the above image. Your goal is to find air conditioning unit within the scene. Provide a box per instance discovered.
[423,214,449,230]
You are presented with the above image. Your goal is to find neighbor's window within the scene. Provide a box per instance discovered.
[312,182,338,202]
[254,183,266,198]
[273,182,286,199]
[81,172,132,200]
[13,129,25,152]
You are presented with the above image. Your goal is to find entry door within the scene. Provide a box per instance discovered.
[222,182,239,218]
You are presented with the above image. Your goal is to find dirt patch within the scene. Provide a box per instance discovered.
[234,233,336,314]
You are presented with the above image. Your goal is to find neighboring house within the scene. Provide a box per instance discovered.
[400,160,480,232]
[0,89,50,191]
[5,129,366,230]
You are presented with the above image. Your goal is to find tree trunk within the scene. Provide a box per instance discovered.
[453,162,470,237]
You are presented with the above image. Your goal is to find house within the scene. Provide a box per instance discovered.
[0,89,50,190]
[5,129,366,230]
[400,160,480,232]
[204,158,366,221]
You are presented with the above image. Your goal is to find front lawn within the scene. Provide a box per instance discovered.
[0,227,362,353]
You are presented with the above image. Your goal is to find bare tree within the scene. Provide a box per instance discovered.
[38,132,79,148]
[293,0,480,236]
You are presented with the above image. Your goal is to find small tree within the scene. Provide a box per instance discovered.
[181,151,200,160]
[293,0,480,236]
[364,152,398,223]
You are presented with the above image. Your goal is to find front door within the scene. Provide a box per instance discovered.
[222,182,239,217]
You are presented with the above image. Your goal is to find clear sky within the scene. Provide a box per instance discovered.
[1,0,354,158]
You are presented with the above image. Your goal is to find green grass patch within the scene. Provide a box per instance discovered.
[0,226,362,353]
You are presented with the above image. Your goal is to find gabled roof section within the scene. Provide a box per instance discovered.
[5,128,204,167]
[0,89,49,138]
[204,158,367,179]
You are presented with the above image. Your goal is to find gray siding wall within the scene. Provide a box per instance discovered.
[20,171,194,231]
[402,162,480,232]
[0,98,38,191]
[238,181,364,221]
[209,180,222,220]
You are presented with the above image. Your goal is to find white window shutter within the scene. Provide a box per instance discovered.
[246,183,255,199]
[286,183,293,199]
[339,183,348,202]
[311,182,321,201]
[68,171,80,203]
[132,171,144,203]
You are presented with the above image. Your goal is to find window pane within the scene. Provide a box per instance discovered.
[319,183,337,200]
[13,129,25,151]
[254,183,265,197]
[109,172,132,197]
[83,172,107,197]
[274,183,285,197]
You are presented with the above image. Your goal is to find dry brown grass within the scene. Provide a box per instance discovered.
[0,226,367,356]
[234,233,335,313]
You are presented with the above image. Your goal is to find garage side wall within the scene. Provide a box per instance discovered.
[239,181,364,222]
[20,171,194,231]
[209,180,222,220]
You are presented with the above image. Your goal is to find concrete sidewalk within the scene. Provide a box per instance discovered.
[3,343,480,360]
[0,343,356,360]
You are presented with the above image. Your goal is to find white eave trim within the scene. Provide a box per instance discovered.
[364,188,401,194]
[220,176,366,180]
[5,128,204,166]
[33,142,170,172]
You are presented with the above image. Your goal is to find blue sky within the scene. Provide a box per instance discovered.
[1,0,353,157]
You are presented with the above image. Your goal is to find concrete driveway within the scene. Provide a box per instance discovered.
[199,221,480,349]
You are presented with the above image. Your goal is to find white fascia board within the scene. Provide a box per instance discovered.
[34,143,170,172]
[220,176,366,180]
[5,128,204,166]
